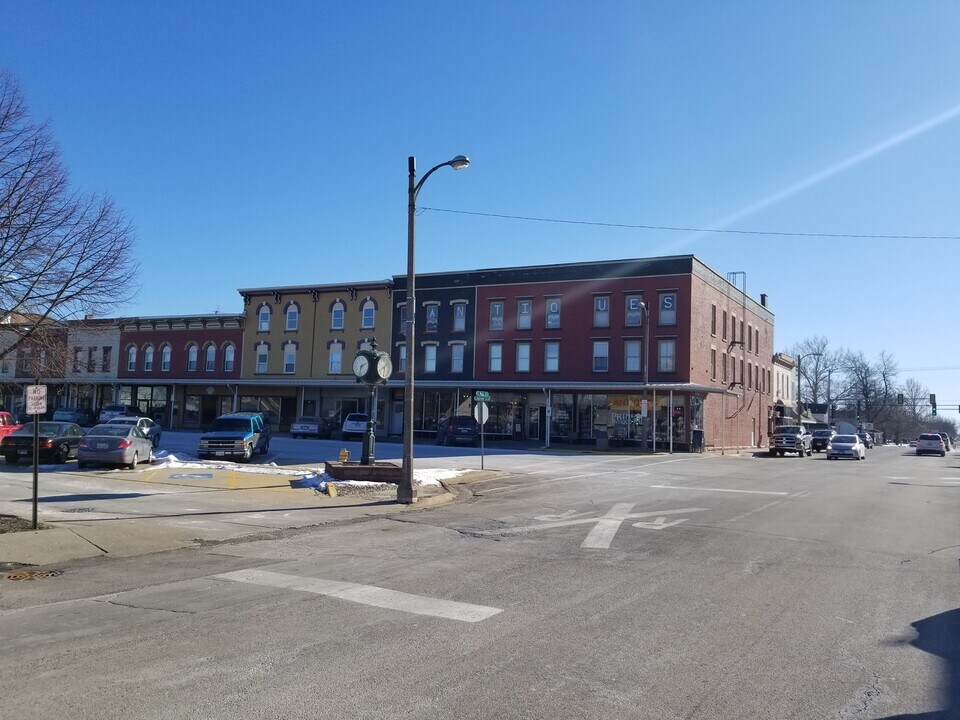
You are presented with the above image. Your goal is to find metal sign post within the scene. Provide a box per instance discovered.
[26,383,47,529]
[473,398,489,470]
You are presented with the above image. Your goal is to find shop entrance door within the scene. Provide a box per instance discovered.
[200,396,218,427]
[528,407,541,440]
[391,401,403,435]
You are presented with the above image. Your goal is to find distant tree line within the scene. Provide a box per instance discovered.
[789,336,957,441]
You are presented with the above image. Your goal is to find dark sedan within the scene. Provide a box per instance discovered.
[436,416,480,446]
[811,429,835,453]
[1,422,85,464]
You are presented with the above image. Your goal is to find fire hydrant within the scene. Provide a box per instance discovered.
[338,448,350,463]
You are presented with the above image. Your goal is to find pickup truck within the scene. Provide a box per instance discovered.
[197,411,271,462]
[0,411,21,442]
[769,425,813,457]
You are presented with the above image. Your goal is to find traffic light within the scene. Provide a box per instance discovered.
[931,393,937,416]
[932,405,937,416]
[856,400,861,422]
[897,393,904,405]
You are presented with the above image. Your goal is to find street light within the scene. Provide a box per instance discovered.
[398,155,470,504]
[639,300,650,451]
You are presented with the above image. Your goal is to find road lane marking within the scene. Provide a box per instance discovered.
[214,569,502,623]
[581,503,635,548]
[884,477,913,480]
[650,485,789,496]
[724,499,786,523]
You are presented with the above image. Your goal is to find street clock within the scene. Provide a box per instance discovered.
[353,348,393,385]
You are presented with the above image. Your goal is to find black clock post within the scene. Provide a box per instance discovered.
[351,338,393,466]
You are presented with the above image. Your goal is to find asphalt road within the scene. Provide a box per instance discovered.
[1,445,958,719]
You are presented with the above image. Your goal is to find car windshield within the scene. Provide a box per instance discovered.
[107,419,137,426]
[345,415,368,423]
[813,430,833,437]
[87,426,132,437]
[206,419,252,432]
[775,426,801,434]
[833,435,857,443]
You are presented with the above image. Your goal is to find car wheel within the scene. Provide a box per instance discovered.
[77,460,88,469]
[3,454,16,464]
[259,440,269,455]
[916,451,921,456]
[941,452,946,457]
[243,444,253,462]
[806,448,812,456]
[153,435,160,448]
[128,452,138,470]
[55,444,69,464]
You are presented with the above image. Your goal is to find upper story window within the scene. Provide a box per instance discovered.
[450,343,464,373]
[544,341,560,372]
[285,303,299,331]
[331,301,345,330]
[489,301,504,331]
[186,344,198,372]
[592,341,609,372]
[624,340,641,373]
[143,345,154,372]
[755,328,760,355]
[86,347,96,373]
[593,296,610,328]
[360,299,376,329]
[223,344,235,373]
[625,295,643,327]
[72,347,81,373]
[545,297,561,329]
[255,343,268,374]
[722,310,728,340]
[205,344,216,372]
[397,344,406,373]
[328,342,343,374]
[452,302,467,332]
[160,345,171,372]
[424,344,437,373]
[101,346,112,372]
[424,302,439,334]
[711,305,717,336]
[488,342,502,373]
[658,339,676,372]
[659,292,677,326]
[517,299,532,330]
[747,324,753,352]
[516,342,530,372]
[126,345,137,372]
[283,343,296,374]
[258,304,271,332]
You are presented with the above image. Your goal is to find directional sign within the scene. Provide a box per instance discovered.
[25,385,47,415]
[474,391,491,402]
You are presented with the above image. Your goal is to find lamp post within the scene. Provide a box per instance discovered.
[639,300,650,451]
[398,155,470,504]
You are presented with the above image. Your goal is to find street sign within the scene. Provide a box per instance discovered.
[25,385,47,415]
[641,399,648,418]
[473,401,489,425]
[474,391,491,402]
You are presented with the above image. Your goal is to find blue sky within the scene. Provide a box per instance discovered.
[3,1,960,407]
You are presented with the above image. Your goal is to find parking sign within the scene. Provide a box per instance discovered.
[25,385,47,415]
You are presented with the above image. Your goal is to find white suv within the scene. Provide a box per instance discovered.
[98,404,139,424]
[916,433,946,457]
[340,413,369,440]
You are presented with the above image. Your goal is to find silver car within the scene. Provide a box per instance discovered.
[826,434,866,460]
[106,416,162,448]
[79,424,154,469]
[916,433,946,457]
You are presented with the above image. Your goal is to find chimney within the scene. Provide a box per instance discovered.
[760,294,767,307]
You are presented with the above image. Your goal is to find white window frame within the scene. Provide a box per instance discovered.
[361,299,376,329]
[545,296,561,329]
[161,345,171,372]
[205,344,216,372]
[143,346,154,372]
[331,301,345,330]
[284,344,296,374]
[424,344,437,373]
[488,342,502,373]
[489,301,504,331]
[659,293,677,326]
[517,299,532,330]
[258,306,271,332]
[593,296,610,328]
[256,344,268,374]
[450,344,464,373]
[592,341,609,372]
[329,343,343,374]
[515,342,530,373]
[658,338,676,373]
[625,295,643,327]
[126,346,137,372]
[286,305,299,332]
[397,344,406,373]
[223,345,235,373]
[624,340,641,373]
[544,341,559,372]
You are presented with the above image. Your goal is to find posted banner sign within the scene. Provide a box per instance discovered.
[25,385,47,415]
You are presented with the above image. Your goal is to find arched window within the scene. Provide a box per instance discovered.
[126,345,137,372]
[328,342,343,374]
[205,344,216,372]
[160,344,171,372]
[361,299,376,329]
[283,342,297,374]
[187,344,198,372]
[255,343,269,374]
[285,303,299,331]
[223,344,235,372]
[143,345,154,372]
[331,301,344,330]
[258,304,271,332]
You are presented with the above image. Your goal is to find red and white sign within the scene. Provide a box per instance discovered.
[25,385,47,415]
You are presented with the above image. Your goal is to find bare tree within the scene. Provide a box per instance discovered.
[0,71,138,369]
[839,350,899,424]
[789,336,844,404]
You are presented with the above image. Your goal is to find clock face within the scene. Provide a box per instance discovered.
[352,354,370,379]
[376,354,393,380]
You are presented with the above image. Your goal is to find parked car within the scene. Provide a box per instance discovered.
[826,434,866,460]
[936,432,953,452]
[0,411,21,442]
[856,431,874,449]
[1,421,85,464]
[810,429,835,453]
[290,416,334,439]
[197,411,272,462]
[340,413,369,440]
[98,404,140,424]
[436,415,481,446]
[105,416,162,448]
[768,425,813,457]
[53,408,95,426]
[916,433,946,457]
[79,424,154,469]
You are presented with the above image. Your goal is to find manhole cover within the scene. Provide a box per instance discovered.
[4,569,63,581]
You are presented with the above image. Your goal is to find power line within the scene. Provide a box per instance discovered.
[421,207,960,241]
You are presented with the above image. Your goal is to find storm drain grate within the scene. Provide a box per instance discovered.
[60,508,95,513]
[4,569,63,581]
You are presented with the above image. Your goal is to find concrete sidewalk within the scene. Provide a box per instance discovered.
[0,465,491,568]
